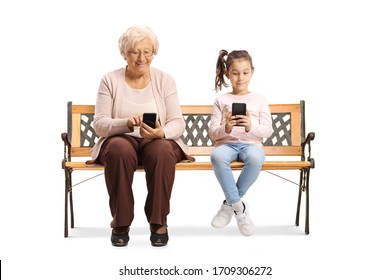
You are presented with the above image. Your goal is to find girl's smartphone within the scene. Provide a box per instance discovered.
[232,103,246,125]
[143,113,157,128]
[232,103,246,116]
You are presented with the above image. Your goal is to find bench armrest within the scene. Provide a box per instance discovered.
[302,132,315,146]
[301,132,315,168]
[61,132,71,168]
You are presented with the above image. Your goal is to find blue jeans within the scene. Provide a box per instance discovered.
[211,143,265,204]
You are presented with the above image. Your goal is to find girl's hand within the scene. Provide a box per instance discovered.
[226,111,252,132]
[237,111,252,132]
[224,112,235,133]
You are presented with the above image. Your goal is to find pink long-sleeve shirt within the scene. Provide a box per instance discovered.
[209,92,273,147]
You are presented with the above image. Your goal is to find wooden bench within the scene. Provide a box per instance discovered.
[61,101,315,237]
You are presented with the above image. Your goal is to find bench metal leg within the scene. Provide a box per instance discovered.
[295,170,303,227]
[295,168,310,234]
[64,168,75,237]
[69,173,74,229]
[64,170,69,237]
[305,168,311,234]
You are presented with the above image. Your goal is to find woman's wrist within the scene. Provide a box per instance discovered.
[157,128,165,139]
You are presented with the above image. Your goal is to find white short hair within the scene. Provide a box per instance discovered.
[118,26,159,58]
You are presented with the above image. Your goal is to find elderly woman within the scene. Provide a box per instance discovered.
[88,26,194,247]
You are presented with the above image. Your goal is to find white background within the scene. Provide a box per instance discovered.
[1,0,389,279]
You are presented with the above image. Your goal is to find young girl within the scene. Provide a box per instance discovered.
[209,50,273,236]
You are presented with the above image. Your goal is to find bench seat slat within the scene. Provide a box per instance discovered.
[64,160,312,171]
[70,146,304,157]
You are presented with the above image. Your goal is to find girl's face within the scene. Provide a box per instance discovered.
[124,38,154,77]
[225,59,254,95]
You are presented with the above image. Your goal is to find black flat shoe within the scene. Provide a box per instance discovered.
[111,227,130,247]
[150,225,168,247]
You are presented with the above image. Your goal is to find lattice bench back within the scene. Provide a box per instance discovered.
[66,101,306,157]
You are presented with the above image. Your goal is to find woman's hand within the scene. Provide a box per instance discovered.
[126,114,142,132]
[140,120,165,139]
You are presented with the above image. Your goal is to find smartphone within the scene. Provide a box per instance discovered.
[143,113,157,129]
[232,103,246,125]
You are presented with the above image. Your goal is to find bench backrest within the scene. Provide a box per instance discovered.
[66,101,306,158]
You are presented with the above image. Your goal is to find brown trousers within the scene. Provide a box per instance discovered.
[97,135,185,228]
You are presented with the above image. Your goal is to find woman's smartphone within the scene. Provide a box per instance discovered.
[232,103,246,125]
[143,113,157,128]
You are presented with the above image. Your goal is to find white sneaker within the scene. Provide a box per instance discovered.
[211,201,234,228]
[234,201,254,236]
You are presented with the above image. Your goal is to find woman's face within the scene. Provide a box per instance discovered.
[125,38,154,76]
[226,59,254,95]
